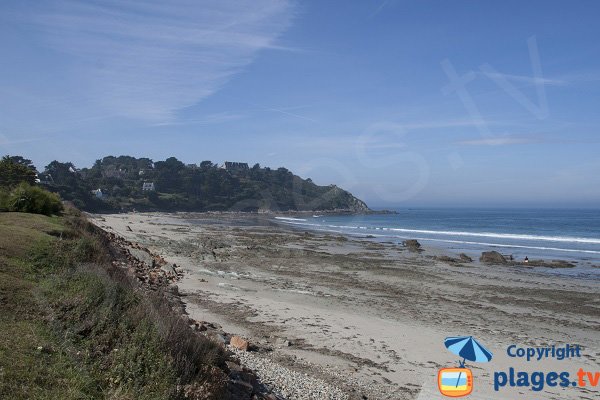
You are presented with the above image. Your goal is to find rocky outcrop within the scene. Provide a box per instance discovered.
[434,253,473,265]
[521,259,576,268]
[459,253,473,262]
[402,239,422,252]
[479,251,507,264]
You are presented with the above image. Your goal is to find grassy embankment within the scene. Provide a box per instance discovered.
[0,211,227,399]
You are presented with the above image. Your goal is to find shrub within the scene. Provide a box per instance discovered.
[0,188,9,211]
[7,183,63,216]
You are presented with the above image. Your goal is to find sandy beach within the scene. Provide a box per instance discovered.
[90,212,600,400]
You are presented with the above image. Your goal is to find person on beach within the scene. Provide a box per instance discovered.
[524,256,529,263]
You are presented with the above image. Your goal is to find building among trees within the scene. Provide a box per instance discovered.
[142,182,155,191]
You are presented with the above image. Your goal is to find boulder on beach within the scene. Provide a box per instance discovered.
[402,239,422,252]
[436,255,457,263]
[230,335,250,351]
[479,251,507,264]
[459,253,473,263]
[160,262,177,275]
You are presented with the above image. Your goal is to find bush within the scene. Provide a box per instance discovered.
[6,183,63,216]
[0,188,8,212]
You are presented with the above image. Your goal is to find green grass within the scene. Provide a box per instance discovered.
[0,213,98,399]
[0,211,227,399]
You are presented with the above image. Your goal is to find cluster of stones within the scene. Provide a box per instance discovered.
[105,231,183,291]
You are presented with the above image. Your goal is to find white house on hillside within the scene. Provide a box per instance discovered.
[142,182,155,191]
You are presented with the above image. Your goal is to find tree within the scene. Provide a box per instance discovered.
[0,155,37,187]
[41,160,97,209]
[200,160,215,170]
[154,157,186,192]
[7,156,37,172]
[44,161,80,186]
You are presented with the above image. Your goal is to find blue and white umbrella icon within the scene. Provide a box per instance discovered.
[445,336,493,366]
[444,336,493,389]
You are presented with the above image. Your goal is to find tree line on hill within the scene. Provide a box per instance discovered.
[0,155,369,213]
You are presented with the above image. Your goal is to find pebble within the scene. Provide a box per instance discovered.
[230,347,349,400]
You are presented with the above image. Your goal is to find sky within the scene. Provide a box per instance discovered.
[1,0,600,208]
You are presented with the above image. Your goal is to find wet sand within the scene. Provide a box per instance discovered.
[90,212,600,400]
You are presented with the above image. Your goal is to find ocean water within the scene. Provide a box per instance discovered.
[274,208,600,278]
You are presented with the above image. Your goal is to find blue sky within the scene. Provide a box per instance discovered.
[1,0,599,207]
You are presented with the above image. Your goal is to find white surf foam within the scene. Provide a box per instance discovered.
[274,216,308,222]
[274,219,600,245]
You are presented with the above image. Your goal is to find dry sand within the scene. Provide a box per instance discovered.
[90,212,600,400]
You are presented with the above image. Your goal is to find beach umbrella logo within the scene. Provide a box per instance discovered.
[438,336,493,397]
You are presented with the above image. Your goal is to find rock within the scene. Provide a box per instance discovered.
[524,259,576,268]
[459,253,473,262]
[167,284,178,294]
[227,380,254,397]
[160,263,176,275]
[275,338,292,347]
[226,361,244,373]
[549,260,575,268]
[436,255,457,263]
[230,335,250,351]
[402,239,422,252]
[210,333,230,347]
[128,248,155,267]
[479,251,507,264]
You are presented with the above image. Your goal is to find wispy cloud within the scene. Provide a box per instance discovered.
[151,112,245,127]
[394,118,489,130]
[456,136,538,146]
[556,71,600,85]
[480,70,600,88]
[0,134,44,147]
[479,71,567,87]
[256,103,319,123]
[12,0,295,122]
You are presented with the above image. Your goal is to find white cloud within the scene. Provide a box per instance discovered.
[15,0,295,122]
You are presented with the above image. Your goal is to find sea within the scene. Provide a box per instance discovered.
[274,208,600,279]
